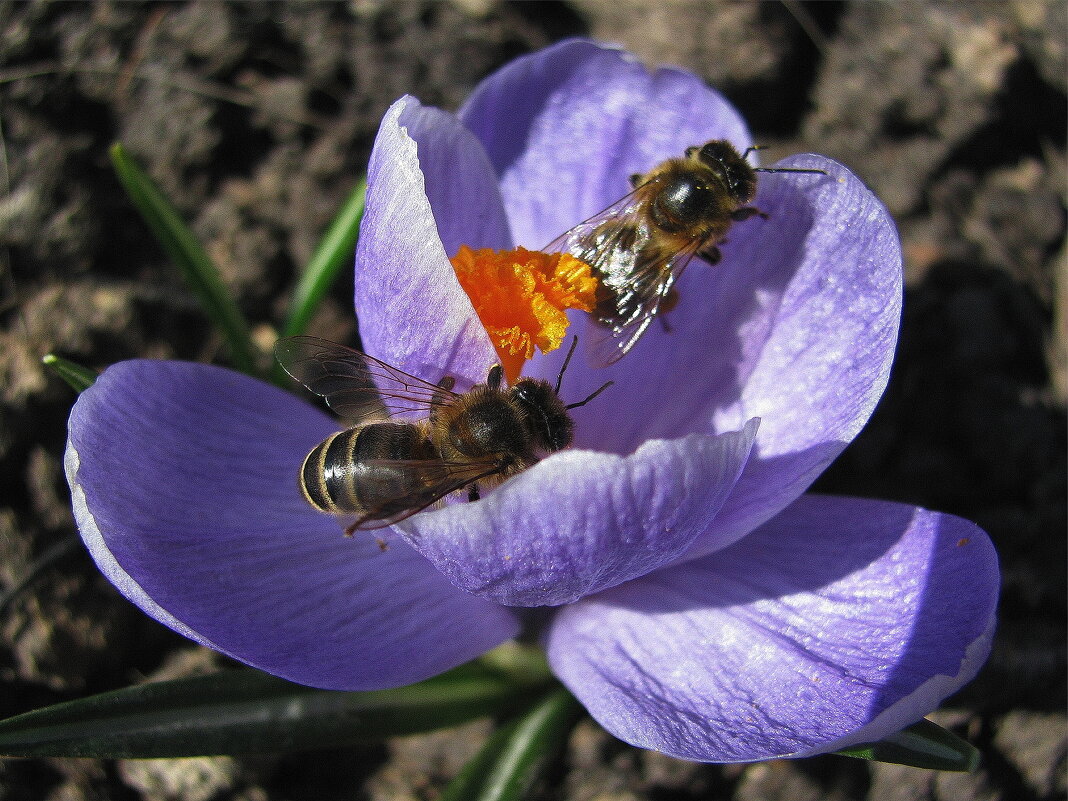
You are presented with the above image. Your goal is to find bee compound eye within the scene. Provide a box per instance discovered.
[699,140,738,163]
[695,141,756,201]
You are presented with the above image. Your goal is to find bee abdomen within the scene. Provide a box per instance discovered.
[299,423,431,516]
[301,439,330,512]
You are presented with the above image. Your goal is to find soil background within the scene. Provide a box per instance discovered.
[0,2,1064,800]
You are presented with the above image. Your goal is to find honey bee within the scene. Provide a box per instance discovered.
[275,336,611,533]
[547,140,827,366]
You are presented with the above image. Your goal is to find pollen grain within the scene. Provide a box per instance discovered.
[451,245,598,383]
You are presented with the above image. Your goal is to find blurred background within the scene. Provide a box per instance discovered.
[0,2,1064,799]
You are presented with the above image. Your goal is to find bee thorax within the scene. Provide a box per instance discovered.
[651,175,719,233]
[443,394,529,460]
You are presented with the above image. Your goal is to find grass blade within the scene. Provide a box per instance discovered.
[0,662,546,758]
[281,178,367,340]
[109,142,257,375]
[42,353,98,392]
[836,717,980,771]
[440,688,584,801]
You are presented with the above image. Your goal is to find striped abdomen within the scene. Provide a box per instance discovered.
[299,422,435,518]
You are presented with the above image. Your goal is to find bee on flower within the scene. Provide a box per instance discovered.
[66,39,997,764]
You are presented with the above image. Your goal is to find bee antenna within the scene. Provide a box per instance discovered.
[565,380,613,410]
[554,335,579,395]
[741,145,766,160]
[754,166,828,175]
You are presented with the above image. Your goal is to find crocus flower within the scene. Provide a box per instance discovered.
[65,39,998,763]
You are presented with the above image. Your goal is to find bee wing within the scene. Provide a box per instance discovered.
[586,239,704,366]
[348,456,505,531]
[543,182,703,367]
[275,336,459,423]
[541,185,648,263]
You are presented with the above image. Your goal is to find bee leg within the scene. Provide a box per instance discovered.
[658,287,680,333]
[468,483,481,502]
[732,206,768,222]
[343,511,375,538]
[486,364,503,391]
[653,286,679,333]
[660,287,680,314]
[375,537,389,552]
[697,244,722,265]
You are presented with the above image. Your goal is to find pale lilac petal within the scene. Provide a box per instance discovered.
[686,155,903,554]
[524,156,902,558]
[460,38,752,248]
[354,95,505,385]
[547,496,998,762]
[396,419,758,607]
[66,360,519,690]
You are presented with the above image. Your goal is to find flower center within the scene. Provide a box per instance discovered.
[450,245,598,384]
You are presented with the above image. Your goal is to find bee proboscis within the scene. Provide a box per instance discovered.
[275,336,611,533]
[546,140,827,366]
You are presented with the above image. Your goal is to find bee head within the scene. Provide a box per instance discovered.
[510,379,574,453]
[696,140,757,203]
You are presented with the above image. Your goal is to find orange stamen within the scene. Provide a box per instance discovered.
[451,245,598,383]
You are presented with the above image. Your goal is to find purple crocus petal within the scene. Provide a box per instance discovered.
[529,156,901,555]
[66,360,519,690]
[547,495,998,763]
[396,419,759,607]
[684,155,903,555]
[355,95,508,384]
[459,38,752,249]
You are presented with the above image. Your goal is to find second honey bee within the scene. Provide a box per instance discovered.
[548,140,827,366]
[275,336,610,533]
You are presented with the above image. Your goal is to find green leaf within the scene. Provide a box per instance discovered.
[0,662,548,758]
[836,717,980,771]
[109,142,257,375]
[42,353,98,392]
[440,688,584,801]
[281,178,367,340]
[271,178,367,388]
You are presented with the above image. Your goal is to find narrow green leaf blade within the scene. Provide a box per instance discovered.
[281,178,367,340]
[0,663,545,758]
[42,354,98,392]
[836,718,980,771]
[440,688,584,801]
[109,142,257,375]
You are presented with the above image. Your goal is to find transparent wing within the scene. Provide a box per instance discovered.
[541,185,648,267]
[586,240,703,366]
[275,336,459,423]
[348,456,506,531]
[542,180,703,367]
